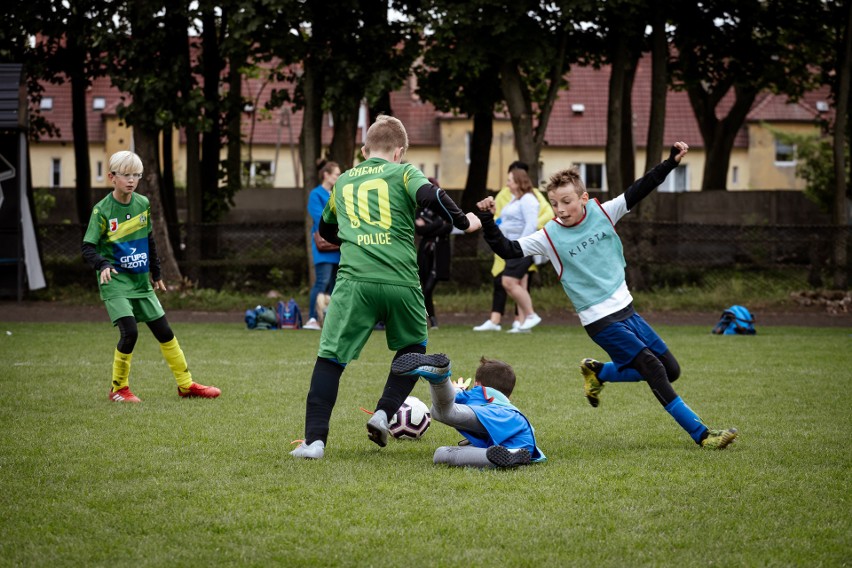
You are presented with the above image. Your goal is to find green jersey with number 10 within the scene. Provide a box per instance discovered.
[323,157,429,287]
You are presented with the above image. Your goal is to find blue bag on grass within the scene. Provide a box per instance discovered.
[712,305,756,335]
[276,299,303,329]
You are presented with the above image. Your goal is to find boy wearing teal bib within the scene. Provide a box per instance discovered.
[476,143,738,450]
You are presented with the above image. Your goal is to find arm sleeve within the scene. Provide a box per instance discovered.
[415,183,470,231]
[318,217,341,245]
[148,233,162,281]
[623,145,680,210]
[81,242,111,272]
[476,211,525,259]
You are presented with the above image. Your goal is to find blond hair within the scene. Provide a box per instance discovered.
[363,115,408,157]
[545,166,585,197]
[109,151,143,175]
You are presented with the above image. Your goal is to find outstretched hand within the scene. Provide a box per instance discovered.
[671,141,689,163]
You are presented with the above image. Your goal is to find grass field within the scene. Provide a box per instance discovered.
[0,321,850,567]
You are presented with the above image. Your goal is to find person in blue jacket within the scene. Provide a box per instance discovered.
[304,160,341,330]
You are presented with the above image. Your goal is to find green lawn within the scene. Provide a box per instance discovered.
[0,321,849,567]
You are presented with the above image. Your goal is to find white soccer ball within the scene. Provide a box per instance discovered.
[388,396,432,440]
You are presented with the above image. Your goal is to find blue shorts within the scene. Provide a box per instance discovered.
[589,313,667,371]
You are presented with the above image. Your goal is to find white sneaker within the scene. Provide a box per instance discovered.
[303,318,321,330]
[473,320,502,332]
[519,313,542,330]
[290,440,325,459]
[511,320,521,331]
[507,326,530,334]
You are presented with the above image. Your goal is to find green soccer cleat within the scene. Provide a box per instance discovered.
[700,428,738,450]
[580,358,605,408]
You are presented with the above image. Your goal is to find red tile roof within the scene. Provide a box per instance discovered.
[33,56,831,150]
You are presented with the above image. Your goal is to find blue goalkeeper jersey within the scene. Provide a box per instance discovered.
[455,386,546,462]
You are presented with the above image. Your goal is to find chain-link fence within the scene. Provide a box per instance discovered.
[37,221,850,293]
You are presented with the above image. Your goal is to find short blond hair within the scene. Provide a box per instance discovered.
[546,166,585,197]
[109,151,143,175]
[363,115,408,157]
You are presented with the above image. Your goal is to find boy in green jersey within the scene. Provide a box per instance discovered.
[82,151,220,403]
[291,116,482,459]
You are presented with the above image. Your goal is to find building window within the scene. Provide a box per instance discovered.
[242,160,274,188]
[51,158,61,187]
[465,132,472,165]
[731,165,739,186]
[579,163,604,191]
[92,97,106,110]
[658,165,688,192]
[40,97,53,110]
[96,160,104,182]
[775,139,795,164]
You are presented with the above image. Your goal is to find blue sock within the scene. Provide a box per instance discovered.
[664,396,708,443]
[599,362,643,383]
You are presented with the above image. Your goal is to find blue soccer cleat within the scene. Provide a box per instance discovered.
[391,353,451,384]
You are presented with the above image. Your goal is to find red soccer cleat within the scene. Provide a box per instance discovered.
[109,386,141,403]
[178,382,221,399]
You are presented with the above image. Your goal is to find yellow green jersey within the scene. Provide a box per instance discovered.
[83,192,154,300]
[323,158,429,287]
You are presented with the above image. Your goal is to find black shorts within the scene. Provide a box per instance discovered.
[502,256,534,279]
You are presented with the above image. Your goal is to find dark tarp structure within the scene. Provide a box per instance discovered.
[0,64,45,300]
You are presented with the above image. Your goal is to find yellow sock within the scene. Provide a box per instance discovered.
[112,349,132,392]
[159,337,193,390]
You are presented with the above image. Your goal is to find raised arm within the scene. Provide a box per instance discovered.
[623,142,689,210]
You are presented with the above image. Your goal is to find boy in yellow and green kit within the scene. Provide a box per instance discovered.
[82,150,220,403]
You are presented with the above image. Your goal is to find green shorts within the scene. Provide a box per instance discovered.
[104,293,165,325]
[318,277,428,364]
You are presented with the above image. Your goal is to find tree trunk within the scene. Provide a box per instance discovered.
[644,12,668,174]
[500,63,538,184]
[461,110,493,212]
[70,71,91,227]
[300,56,325,288]
[184,123,201,282]
[225,57,243,216]
[329,96,360,170]
[620,58,637,189]
[135,127,181,283]
[605,37,627,196]
[688,85,757,190]
[832,0,851,289]
[631,16,669,293]
[160,123,180,256]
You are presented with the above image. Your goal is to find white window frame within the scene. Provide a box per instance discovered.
[51,158,61,187]
[774,139,796,166]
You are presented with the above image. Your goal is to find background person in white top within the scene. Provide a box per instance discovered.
[493,167,542,332]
